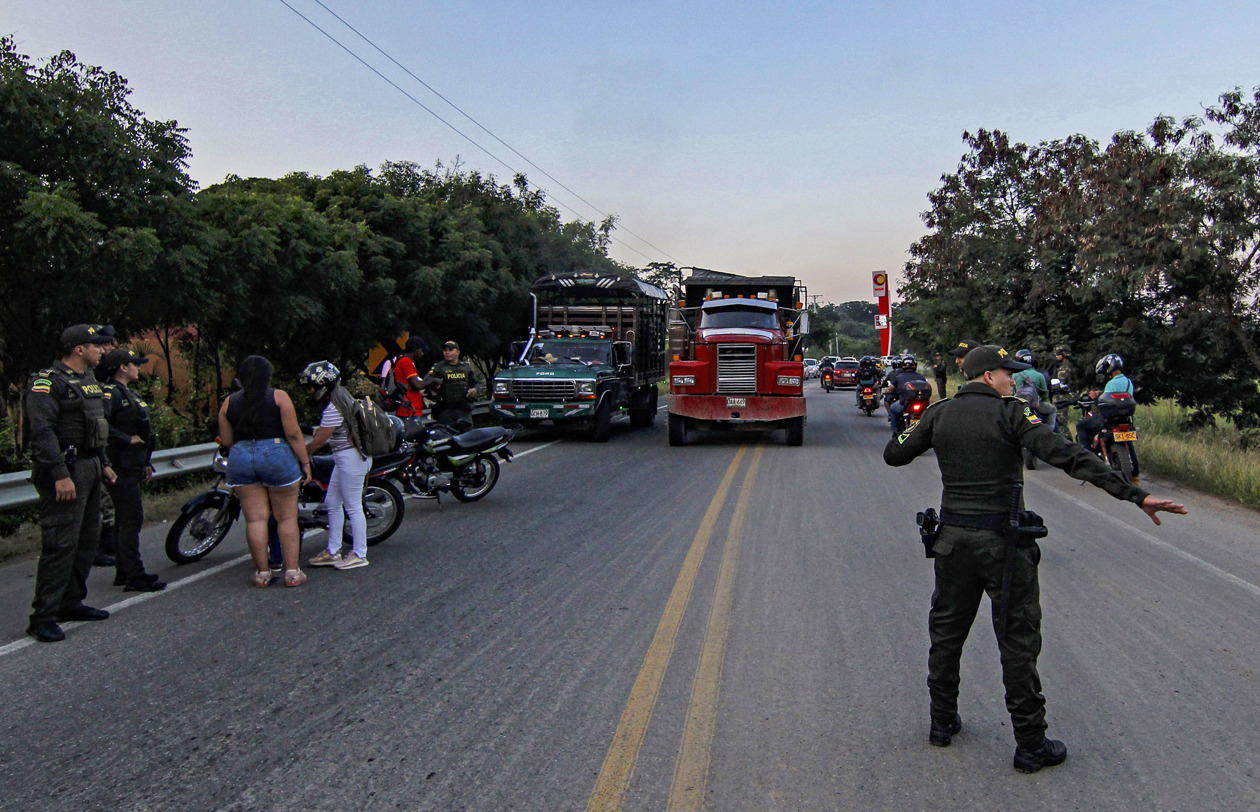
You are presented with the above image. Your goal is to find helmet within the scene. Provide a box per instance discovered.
[859,356,875,366]
[1095,353,1123,377]
[901,355,917,372]
[298,360,340,399]
[1015,348,1035,366]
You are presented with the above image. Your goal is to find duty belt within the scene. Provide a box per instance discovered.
[938,512,1008,532]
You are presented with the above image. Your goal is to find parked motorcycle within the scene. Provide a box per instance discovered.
[165,443,410,564]
[858,385,879,416]
[392,419,515,503]
[821,369,834,393]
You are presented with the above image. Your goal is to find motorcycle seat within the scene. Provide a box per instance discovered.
[310,456,335,479]
[448,427,512,453]
[369,448,413,473]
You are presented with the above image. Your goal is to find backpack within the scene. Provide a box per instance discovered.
[378,357,409,410]
[330,386,398,458]
[1014,372,1040,406]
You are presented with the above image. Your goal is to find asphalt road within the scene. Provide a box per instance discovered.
[1,387,1258,811]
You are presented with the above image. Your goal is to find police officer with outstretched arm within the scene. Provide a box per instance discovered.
[883,345,1186,773]
[24,324,119,643]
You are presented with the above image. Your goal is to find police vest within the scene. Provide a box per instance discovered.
[45,367,110,449]
[433,363,471,404]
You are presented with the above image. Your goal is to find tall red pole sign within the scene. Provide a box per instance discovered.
[873,271,892,355]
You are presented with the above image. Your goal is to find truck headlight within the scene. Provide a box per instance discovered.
[493,380,509,396]
[672,375,696,387]
[576,381,596,396]
[777,375,801,387]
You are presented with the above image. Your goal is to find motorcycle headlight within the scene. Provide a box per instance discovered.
[777,375,801,387]
[576,381,596,396]
[672,375,696,387]
[493,380,509,396]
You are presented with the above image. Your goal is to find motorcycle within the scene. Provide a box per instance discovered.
[1079,392,1140,483]
[392,419,515,503]
[821,369,834,393]
[165,443,411,564]
[857,384,879,416]
[896,391,931,432]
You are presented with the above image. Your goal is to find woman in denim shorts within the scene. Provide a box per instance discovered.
[218,356,311,587]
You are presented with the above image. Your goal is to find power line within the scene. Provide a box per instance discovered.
[308,0,679,264]
[274,0,673,265]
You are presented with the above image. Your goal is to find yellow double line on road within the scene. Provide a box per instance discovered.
[586,445,764,812]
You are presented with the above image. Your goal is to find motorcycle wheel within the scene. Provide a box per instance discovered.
[360,478,405,546]
[166,501,235,563]
[1108,444,1135,483]
[451,455,501,502]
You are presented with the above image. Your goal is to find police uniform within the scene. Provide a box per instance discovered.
[102,349,163,590]
[25,326,115,639]
[883,345,1150,771]
[424,347,478,425]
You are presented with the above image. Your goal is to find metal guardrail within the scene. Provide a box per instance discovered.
[0,443,219,511]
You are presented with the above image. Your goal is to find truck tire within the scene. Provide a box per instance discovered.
[629,387,658,428]
[784,416,804,446]
[668,413,690,446]
[591,398,612,442]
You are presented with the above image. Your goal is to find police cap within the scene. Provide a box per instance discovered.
[948,339,981,358]
[60,324,113,350]
[962,345,1032,378]
[102,348,149,371]
[443,341,459,350]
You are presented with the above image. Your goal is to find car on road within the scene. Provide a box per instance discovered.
[834,359,860,388]
[804,358,820,379]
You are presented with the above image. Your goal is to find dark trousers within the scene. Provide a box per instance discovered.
[433,403,471,427]
[927,526,1047,748]
[30,458,103,622]
[105,472,146,581]
[935,376,947,398]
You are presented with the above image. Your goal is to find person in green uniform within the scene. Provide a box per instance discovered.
[101,347,166,592]
[931,352,949,400]
[422,341,479,426]
[883,345,1186,772]
[24,324,119,643]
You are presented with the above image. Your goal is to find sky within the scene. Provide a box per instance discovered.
[4,1,1260,304]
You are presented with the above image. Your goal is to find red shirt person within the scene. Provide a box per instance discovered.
[390,336,427,418]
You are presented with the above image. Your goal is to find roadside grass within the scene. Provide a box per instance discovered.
[1135,402,1260,510]
[0,472,215,565]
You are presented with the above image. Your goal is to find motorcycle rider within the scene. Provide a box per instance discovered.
[1075,353,1140,483]
[886,356,930,437]
[818,357,836,389]
[856,356,881,407]
[1012,349,1056,431]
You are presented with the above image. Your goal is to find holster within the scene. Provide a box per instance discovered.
[916,508,941,559]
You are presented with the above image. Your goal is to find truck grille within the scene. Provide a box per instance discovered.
[717,344,758,393]
[511,379,577,400]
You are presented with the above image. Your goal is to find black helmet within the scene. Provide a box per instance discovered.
[859,355,875,366]
[1095,353,1123,377]
[1015,348,1035,366]
[298,360,340,400]
[902,355,917,372]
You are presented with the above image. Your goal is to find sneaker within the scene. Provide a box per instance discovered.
[1013,738,1068,773]
[308,549,342,567]
[929,714,963,747]
[333,553,369,570]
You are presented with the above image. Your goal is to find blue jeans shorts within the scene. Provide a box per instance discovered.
[226,439,301,488]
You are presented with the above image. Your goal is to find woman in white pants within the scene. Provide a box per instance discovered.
[298,361,371,570]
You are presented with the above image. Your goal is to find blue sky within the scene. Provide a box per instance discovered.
[4,1,1259,303]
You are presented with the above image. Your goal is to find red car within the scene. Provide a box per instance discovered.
[834,359,860,388]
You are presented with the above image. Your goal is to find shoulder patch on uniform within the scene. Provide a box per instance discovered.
[896,423,918,443]
[1022,405,1042,425]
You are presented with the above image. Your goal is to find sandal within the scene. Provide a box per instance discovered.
[253,570,272,588]
[284,569,307,588]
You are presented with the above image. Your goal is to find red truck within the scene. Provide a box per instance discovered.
[667,269,809,446]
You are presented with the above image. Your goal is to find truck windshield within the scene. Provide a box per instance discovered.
[527,340,610,365]
[700,305,779,330]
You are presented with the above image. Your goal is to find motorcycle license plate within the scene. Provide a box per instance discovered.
[726,397,747,407]
[1113,430,1137,442]
[530,409,550,419]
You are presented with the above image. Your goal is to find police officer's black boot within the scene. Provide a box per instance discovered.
[1013,737,1068,773]
[929,713,962,747]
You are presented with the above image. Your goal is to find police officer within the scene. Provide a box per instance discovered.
[101,347,166,592]
[883,345,1186,772]
[422,340,479,426]
[92,324,120,567]
[24,324,118,643]
[931,352,948,399]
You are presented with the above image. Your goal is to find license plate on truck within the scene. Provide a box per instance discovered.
[530,409,549,419]
[726,397,746,408]
[1113,430,1137,442]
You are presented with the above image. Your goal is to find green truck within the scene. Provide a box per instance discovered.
[492,271,670,441]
